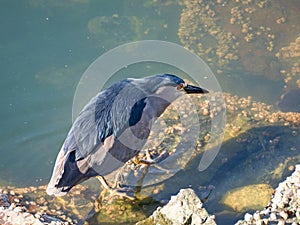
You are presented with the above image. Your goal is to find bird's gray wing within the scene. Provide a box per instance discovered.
[63,79,149,161]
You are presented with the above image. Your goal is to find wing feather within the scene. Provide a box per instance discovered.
[63,79,148,161]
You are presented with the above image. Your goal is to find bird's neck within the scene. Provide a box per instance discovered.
[147,96,173,118]
[148,86,182,117]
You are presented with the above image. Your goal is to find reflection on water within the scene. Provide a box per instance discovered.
[0,0,299,224]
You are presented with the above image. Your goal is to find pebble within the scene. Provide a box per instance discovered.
[152,188,160,195]
[202,108,210,116]
[289,165,295,171]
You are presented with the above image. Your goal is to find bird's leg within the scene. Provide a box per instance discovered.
[96,175,134,200]
[134,149,173,176]
[135,149,168,165]
[134,164,150,199]
[112,167,127,189]
[96,175,112,190]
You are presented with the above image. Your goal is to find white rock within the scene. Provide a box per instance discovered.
[253,212,261,220]
[244,213,252,222]
[255,220,264,225]
[196,202,203,209]
[270,212,277,220]
[296,209,300,220]
[13,206,23,212]
[279,211,288,220]
[137,188,216,225]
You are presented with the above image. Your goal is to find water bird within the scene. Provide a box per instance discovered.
[46,74,208,196]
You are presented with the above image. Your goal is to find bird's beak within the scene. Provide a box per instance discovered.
[184,84,209,94]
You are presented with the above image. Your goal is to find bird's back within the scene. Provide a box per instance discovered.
[47,78,158,196]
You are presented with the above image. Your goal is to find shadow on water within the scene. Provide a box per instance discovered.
[86,123,299,225]
[201,125,299,224]
[179,124,298,224]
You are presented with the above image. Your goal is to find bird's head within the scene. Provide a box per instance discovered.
[133,74,209,97]
[162,74,209,94]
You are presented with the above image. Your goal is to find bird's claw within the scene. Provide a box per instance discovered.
[97,176,135,200]
[134,150,168,165]
[137,158,156,165]
[107,188,135,200]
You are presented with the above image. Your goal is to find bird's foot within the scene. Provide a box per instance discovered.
[96,176,135,200]
[137,158,156,165]
[133,150,168,165]
[107,188,135,200]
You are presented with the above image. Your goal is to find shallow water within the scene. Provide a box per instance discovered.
[1,1,299,224]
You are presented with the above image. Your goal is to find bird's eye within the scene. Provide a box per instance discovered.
[177,83,185,90]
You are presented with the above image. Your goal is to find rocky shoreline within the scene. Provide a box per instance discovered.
[1,164,300,225]
[235,164,300,225]
[0,184,97,225]
[0,187,77,225]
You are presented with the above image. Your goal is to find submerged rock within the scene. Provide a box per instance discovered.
[178,0,300,77]
[278,88,300,112]
[276,35,300,91]
[87,15,140,46]
[136,188,216,225]
[222,184,273,212]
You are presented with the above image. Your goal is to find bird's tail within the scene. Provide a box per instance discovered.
[46,145,91,196]
[46,146,69,196]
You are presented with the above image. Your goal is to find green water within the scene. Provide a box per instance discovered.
[0,0,181,185]
[1,1,299,225]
